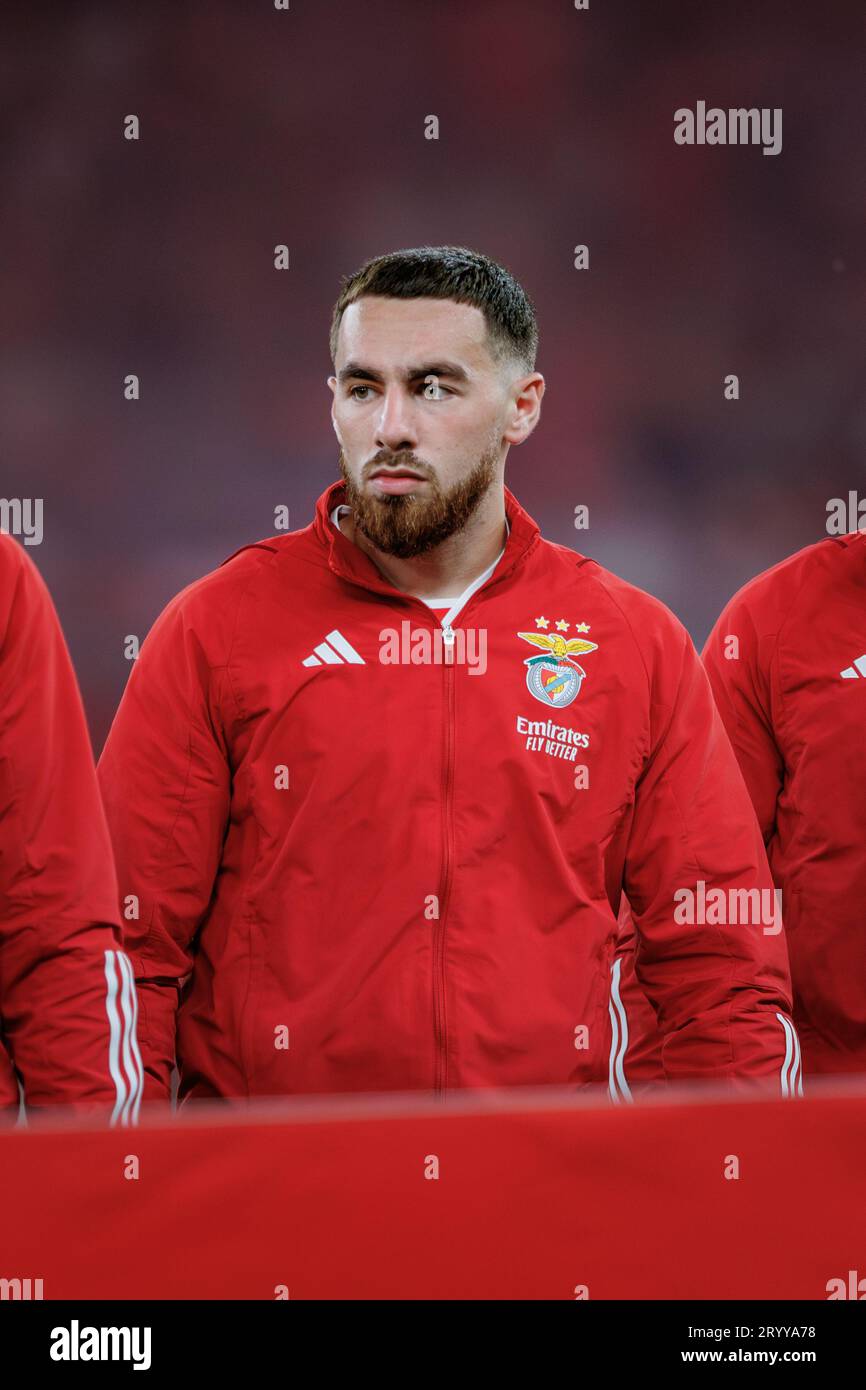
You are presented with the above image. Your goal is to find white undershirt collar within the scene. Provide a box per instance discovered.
[330,503,510,628]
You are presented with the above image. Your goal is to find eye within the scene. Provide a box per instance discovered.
[349,385,373,400]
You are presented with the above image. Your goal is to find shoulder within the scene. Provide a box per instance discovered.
[0,535,55,644]
[711,534,860,640]
[533,539,695,706]
[541,538,692,651]
[0,532,39,592]
[142,533,306,665]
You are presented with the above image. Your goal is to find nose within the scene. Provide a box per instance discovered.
[375,387,418,455]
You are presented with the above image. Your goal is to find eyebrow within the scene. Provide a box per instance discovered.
[337,360,471,385]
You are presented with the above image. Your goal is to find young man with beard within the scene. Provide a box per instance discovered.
[97,245,799,1107]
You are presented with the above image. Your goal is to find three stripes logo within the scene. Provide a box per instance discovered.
[840,654,866,679]
[776,1012,803,1097]
[301,628,365,667]
[103,949,143,1127]
[607,958,634,1105]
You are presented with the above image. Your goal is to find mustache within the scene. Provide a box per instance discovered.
[363,454,433,480]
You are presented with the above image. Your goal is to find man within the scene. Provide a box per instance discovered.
[0,535,142,1124]
[617,531,866,1089]
[97,244,798,1107]
[702,535,866,1077]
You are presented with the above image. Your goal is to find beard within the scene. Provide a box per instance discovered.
[337,442,499,559]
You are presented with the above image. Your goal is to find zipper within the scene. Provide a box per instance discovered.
[433,623,457,1093]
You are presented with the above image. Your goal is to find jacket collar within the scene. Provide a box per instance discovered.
[312,479,541,597]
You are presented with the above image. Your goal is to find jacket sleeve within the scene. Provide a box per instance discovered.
[611,895,666,1099]
[622,614,800,1095]
[97,593,231,1105]
[701,596,784,846]
[0,538,141,1122]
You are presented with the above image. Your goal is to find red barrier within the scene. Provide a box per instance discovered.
[2,1083,865,1300]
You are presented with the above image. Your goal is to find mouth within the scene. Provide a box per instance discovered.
[368,468,429,495]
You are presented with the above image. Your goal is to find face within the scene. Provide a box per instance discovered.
[328,295,542,558]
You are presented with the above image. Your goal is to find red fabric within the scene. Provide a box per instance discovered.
[612,896,667,1095]
[2,1087,865,1298]
[97,482,795,1107]
[0,537,139,1121]
[702,534,866,1075]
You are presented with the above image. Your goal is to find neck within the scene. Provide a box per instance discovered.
[342,487,508,601]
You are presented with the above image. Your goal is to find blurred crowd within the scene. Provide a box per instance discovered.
[2,0,863,748]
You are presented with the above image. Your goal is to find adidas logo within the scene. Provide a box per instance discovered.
[301,629,365,667]
[840,654,866,679]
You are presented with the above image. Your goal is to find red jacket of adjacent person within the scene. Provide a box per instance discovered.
[618,531,866,1086]
[97,482,798,1106]
[0,536,142,1123]
[704,533,866,1075]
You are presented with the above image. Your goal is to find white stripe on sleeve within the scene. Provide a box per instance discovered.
[116,951,144,1125]
[103,949,129,1127]
[608,958,634,1104]
[776,1012,803,1097]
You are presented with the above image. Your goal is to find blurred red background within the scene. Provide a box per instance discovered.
[2,0,863,748]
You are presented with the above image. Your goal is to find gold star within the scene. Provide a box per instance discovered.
[555,619,569,632]
[535,616,550,630]
[576,622,591,633]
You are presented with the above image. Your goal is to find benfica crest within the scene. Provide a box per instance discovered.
[517,625,598,709]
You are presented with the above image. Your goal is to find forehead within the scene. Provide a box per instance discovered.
[335,295,494,371]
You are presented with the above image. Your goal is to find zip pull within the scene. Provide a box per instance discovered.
[442,624,456,664]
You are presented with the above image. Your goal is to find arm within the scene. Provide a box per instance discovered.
[701,597,784,846]
[0,539,140,1121]
[97,592,231,1105]
[623,617,799,1094]
[610,895,666,1100]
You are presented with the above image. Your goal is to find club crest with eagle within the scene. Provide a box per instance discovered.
[517,626,598,708]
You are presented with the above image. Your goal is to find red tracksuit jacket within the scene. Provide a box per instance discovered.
[97,481,797,1106]
[704,533,866,1074]
[0,536,142,1123]
[618,531,866,1085]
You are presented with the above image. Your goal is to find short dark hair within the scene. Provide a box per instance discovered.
[329,245,538,372]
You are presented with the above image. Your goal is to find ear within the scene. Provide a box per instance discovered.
[503,373,545,446]
[327,376,341,437]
